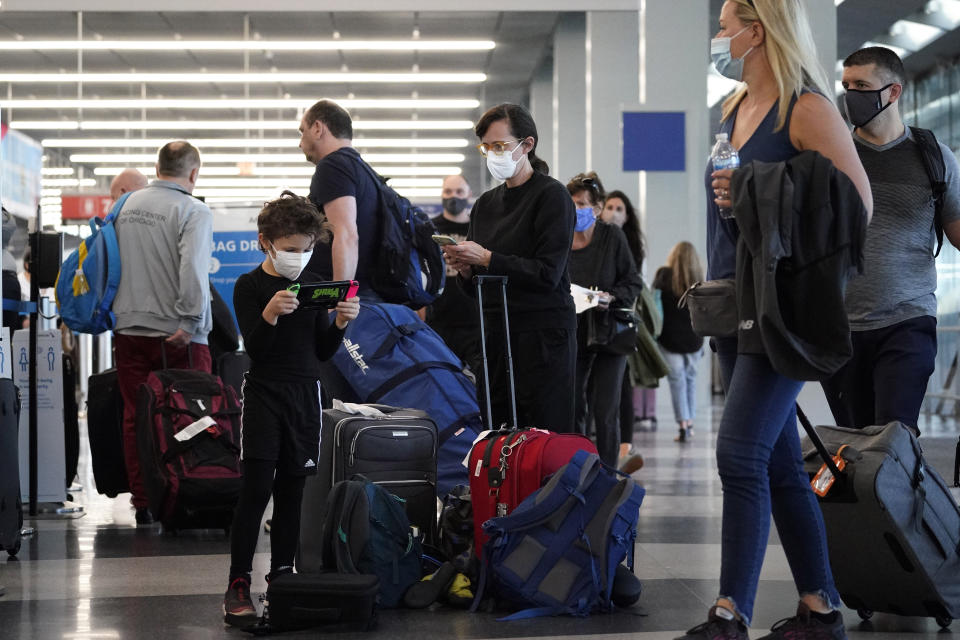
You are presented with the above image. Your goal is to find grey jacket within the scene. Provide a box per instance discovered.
[112,180,213,343]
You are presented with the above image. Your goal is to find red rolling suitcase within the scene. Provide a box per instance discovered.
[466,276,596,557]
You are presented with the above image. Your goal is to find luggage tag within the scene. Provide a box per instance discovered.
[811,444,850,497]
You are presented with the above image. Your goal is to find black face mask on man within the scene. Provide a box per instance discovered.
[442,197,469,216]
[844,84,895,128]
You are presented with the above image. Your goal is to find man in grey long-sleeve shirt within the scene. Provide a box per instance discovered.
[112,141,213,524]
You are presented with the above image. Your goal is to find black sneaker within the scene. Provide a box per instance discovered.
[223,577,257,627]
[756,602,847,640]
[676,606,749,640]
[134,508,154,526]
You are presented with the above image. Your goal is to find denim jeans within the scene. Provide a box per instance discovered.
[713,337,840,625]
[659,346,702,424]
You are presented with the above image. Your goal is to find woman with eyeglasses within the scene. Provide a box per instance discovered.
[566,172,643,467]
[441,103,578,433]
[680,1,872,639]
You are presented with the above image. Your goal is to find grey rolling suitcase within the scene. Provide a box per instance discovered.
[298,404,438,573]
[0,379,23,557]
[798,407,960,628]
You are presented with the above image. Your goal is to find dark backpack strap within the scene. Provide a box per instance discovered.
[910,126,947,257]
[333,481,368,574]
[953,436,959,488]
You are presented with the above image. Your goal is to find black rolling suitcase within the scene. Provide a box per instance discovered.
[86,368,129,497]
[0,378,22,557]
[798,407,960,628]
[250,572,378,634]
[63,353,80,489]
[298,404,438,573]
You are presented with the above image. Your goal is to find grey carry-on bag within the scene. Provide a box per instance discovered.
[797,406,960,628]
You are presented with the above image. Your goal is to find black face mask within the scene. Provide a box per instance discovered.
[844,84,894,128]
[442,197,469,216]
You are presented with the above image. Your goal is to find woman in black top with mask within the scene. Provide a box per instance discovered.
[566,172,643,466]
[442,103,577,433]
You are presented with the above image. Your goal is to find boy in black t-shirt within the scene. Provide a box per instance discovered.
[222,191,359,627]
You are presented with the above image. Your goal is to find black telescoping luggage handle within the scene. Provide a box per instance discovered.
[474,275,518,431]
[796,404,844,480]
[159,337,195,371]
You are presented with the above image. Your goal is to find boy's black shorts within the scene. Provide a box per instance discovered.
[239,375,323,476]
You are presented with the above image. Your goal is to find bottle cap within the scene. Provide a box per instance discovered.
[716,133,728,141]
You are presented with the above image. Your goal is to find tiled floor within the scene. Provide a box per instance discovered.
[1,385,958,639]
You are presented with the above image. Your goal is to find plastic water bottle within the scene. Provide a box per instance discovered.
[711,133,739,219]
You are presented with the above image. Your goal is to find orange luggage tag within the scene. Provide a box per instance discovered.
[811,444,850,497]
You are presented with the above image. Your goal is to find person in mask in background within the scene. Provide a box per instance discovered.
[425,175,481,378]
[821,46,960,435]
[112,140,215,527]
[566,172,642,466]
[442,103,577,433]
[684,1,872,639]
[223,191,358,627]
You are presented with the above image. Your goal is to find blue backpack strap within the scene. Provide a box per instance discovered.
[2,299,37,314]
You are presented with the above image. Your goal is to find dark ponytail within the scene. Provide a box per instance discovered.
[475,103,549,175]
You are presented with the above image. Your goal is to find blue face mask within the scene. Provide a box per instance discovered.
[574,206,596,232]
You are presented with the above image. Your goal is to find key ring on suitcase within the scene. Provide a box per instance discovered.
[499,435,526,472]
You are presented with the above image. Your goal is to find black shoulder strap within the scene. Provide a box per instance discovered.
[910,126,947,257]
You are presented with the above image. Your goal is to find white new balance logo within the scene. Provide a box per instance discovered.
[343,338,370,374]
[304,459,316,468]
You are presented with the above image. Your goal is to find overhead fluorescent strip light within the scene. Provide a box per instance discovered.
[42,167,75,175]
[0,72,486,84]
[0,40,496,52]
[16,120,475,131]
[69,152,466,164]
[195,177,442,188]
[6,98,481,111]
[42,178,96,187]
[93,165,462,177]
[203,187,440,202]
[42,137,469,149]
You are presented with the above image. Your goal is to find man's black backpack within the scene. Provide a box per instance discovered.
[910,126,948,257]
[354,159,445,308]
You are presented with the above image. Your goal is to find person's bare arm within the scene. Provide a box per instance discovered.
[323,195,359,281]
[791,92,874,221]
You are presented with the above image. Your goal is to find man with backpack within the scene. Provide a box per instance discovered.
[112,141,213,525]
[300,100,384,302]
[823,47,960,433]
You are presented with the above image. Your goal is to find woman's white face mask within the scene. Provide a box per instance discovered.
[485,141,524,182]
[270,243,312,281]
[711,25,754,82]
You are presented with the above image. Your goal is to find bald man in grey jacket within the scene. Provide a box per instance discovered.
[112,141,213,525]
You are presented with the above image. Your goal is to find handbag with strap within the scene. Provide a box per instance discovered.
[584,225,639,355]
[678,279,737,338]
[586,306,640,355]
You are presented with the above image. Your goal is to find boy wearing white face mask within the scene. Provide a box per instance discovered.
[223,191,359,627]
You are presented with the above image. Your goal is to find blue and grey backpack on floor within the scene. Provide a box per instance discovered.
[330,301,483,496]
[320,477,423,609]
[473,450,645,618]
[54,192,131,334]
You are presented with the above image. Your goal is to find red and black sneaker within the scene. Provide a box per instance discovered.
[676,606,749,640]
[223,577,257,627]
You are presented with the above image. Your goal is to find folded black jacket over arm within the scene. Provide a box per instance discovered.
[730,150,868,381]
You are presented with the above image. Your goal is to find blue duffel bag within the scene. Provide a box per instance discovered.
[330,301,483,496]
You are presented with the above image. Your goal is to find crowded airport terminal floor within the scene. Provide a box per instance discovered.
[5,0,960,638]
[2,390,959,639]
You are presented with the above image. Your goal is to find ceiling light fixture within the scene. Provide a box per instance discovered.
[888,19,944,50]
[0,72,487,84]
[92,165,462,177]
[201,187,440,203]
[42,137,470,149]
[5,98,481,111]
[41,167,75,175]
[41,178,96,187]
[69,152,466,164]
[0,39,495,52]
[194,177,442,188]
[15,119,475,131]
